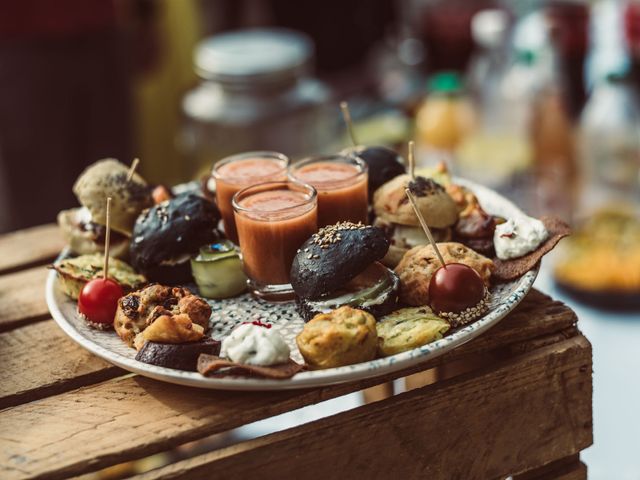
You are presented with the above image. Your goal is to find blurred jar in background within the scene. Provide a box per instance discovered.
[579,71,640,216]
[414,72,475,166]
[180,29,335,178]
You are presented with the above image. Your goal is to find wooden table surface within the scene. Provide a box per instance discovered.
[0,224,593,480]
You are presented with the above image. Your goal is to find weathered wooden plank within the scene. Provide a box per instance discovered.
[0,266,51,331]
[0,321,124,409]
[0,224,64,275]
[0,326,586,480]
[0,290,574,412]
[514,454,587,480]
[134,336,592,480]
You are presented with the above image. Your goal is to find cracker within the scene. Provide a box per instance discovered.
[197,355,304,379]
[492,216,571,282]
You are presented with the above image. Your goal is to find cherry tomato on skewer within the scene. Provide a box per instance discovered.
[78,278,124,328]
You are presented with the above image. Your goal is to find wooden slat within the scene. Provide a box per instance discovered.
[514,454,587,480]
[0,266,50,332]
[0,224,64,274]
[0,290,573,412]
[134,336,592,480]
[0,295,580,480]
[0,321,124,409]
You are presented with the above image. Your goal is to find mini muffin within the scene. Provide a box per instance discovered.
[114,284,211,348]
[395,242,494,306]
[373,174,458,228]
[296,306,377,369]
[377,307,450,356]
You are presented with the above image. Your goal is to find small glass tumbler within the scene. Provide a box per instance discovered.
[232,180,317,301]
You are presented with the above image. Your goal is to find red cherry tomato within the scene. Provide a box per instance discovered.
[78,278,124,326]
[429,263,485,313]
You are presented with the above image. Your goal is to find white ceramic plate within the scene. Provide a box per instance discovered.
[46,179,538,391]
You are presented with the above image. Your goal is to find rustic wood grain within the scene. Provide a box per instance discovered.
[0,289,574,413]
[0,327,588,480]
[513,454,587,480]
[134,336,592,480]
[0,321,124,409]
[0,224,64,275]
[0,266,51,331]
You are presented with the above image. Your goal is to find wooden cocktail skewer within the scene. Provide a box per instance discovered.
[407,140,416,179]
[126,158,140,182]
[103,197,112,280]
[405,188,446,269]
[339,101,359,147]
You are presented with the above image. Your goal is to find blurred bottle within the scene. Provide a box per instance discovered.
[579,71,640,215]
[415,0,498,73]
[531,86,578,221]
[414,72,476,166]
[454,9,533,193]
[545,1,590,120]
[624,0,640,94]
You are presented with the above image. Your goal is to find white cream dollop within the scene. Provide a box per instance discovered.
[220,323,290,366]
[494,216,549,260]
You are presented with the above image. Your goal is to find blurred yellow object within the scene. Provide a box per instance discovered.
[415,94,475,151]
[455,132,532,186]
[554,209,640,293]
[134,0,201,186]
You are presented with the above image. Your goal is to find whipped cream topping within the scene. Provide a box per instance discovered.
[494,216,549,260]
[220,323,290,366]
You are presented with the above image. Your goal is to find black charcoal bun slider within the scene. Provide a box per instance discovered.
[290,222,399,322]
[340,145,406,198]
[130,193,222,284]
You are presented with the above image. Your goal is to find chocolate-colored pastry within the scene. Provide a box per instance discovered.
[453,200,497,256]
[198,355,303,379]
[136,338,221,371]
[342,145,405,197]
[130,194,222,283]
[291,222,389,299]
[291,222,399,321]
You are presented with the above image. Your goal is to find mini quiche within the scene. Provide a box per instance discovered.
[51,253,146,300]
[377,307,450,357]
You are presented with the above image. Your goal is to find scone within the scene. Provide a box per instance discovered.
[395,242,494,306]
[373,174,458,228]
[377,307,450,356]
[296,306,377,369]
[114,284,211,348]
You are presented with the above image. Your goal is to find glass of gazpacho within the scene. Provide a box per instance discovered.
[213,151,290,243]
[232,181,317,301]
[288,154,368,227]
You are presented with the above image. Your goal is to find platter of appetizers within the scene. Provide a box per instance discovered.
[46,113,570,390]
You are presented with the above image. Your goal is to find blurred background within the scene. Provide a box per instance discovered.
[1,0,638,478]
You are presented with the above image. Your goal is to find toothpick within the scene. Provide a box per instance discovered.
[126,158,140,182]
[408,140,416,179]
[103,197,112,280]
[339,101,358,146]
[405,188,447,268]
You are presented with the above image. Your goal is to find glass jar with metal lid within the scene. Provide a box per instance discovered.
[180,28,336,178]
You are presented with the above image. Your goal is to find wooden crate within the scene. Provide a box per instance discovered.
[0,224,592,480]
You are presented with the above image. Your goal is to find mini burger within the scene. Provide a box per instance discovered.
[340,145,406,199]
[130,193,222,284]
[290,222,399,322]
[373,174,459,267]
[58,159,152,259]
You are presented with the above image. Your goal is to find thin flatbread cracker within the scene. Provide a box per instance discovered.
[492,216,571,282]
[197,355,304,379]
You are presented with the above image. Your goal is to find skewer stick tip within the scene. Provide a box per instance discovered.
[126,158,140,182]
[339,101,358,147]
